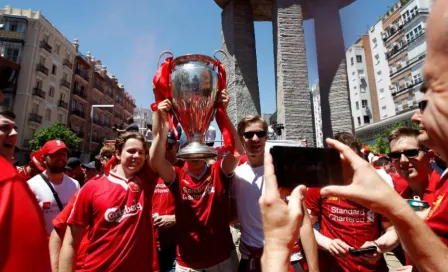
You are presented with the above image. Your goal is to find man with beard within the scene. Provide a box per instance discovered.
[27,140,80,235]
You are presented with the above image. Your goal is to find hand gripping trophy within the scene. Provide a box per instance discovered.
[152,50,233,160]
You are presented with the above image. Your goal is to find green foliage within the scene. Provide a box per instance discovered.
[363,121,419,155]
[29,122,81,152]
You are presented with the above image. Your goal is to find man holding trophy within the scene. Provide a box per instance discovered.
[150,52,245,271]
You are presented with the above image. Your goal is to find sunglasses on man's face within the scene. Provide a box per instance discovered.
[242,130,267,140]
[418,100,428,113]
[388,149,424,161]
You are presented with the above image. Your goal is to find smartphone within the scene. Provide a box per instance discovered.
[270,146,344,188]
[407,199,430,211]
[349,246,378,256]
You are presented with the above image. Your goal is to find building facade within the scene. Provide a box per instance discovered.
[0,7,75,162]
[311,84,323,147]
[368,20,396,119]
[0,6,136,162]
[346,41,375,129]
[69,41,136,157]
[133,107,152,135]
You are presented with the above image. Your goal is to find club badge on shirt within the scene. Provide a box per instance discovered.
[426,194,445,220]
[43,202,51,210]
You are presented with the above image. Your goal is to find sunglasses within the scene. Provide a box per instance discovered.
[243,130,267,139]
[418,100,427,113]
[388,149,425,161]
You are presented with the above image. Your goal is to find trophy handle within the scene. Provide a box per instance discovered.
[213,49,228,62]
[157,50,174,68]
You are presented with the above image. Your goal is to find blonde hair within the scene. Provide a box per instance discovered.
[237,115,268,137]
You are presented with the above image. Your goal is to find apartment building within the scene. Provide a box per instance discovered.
[368,20,396,119]
[0,6,75,162]
[311,84,323,147]
[383,0,429,114]
[133,107,153,134]
[69,41,136,156]
[346,41,375,129]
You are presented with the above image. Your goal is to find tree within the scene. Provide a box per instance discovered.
[29,122,81,152]
[363,121,419,155]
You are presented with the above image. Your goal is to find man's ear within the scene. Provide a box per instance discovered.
[427,149,435,160]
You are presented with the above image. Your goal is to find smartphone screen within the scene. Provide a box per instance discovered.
[270,146,344,188]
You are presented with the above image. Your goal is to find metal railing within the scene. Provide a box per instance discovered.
[58,100,68,109]
[60,79,71,89]
[63,59,73,69]
[36,63,49,75]
[32,87,46,99]
[29,113,42,123]
[40,40,52,53]
[71,109,85,119]
[73,87,87,99]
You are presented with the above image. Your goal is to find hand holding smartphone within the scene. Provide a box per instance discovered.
[269,146,344,188]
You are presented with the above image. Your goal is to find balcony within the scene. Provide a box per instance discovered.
[75,69,89,82]
[60,79,71,89]
[390,52,426,78]
[386,31,425,60]
[402,9,430,28]
[92,136,104,144]
[93,119,104,126]
[32,87,46,99]
[0,29,25,41]
[63,59,73,69]
[94,82,103,92]
[29,113,43,124]
[36,63,49,76]
[40,40,52,53]
[58,100,68,109]
[71,109,85,119]
[73,87,87,100]
[392,78,424,97]
[382,24,403,43]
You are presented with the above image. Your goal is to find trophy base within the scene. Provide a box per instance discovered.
[177,142,217,160]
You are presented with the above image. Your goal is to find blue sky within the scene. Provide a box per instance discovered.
[8,0,397,141]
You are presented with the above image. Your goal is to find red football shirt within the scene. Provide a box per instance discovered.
[152,160,185,248]
[168,160,234,268]
[306,188,388,272]
[53,191,89,271]
[0,156,51,272]
[67,164,159,271]
[426,171,448,246]
[390,172,408,194]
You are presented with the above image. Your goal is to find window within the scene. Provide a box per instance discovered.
[362,100,368,108]
[40,56,46,65]
[43,35,49,43]
[356,55,362,63]
[382,105,387,110]
[351,57,354,66]
[380,88,384,93]
[71,100,76,110]
[355,101,359,110]
[36,80,43,89]
[52,64,57,75]
[377,70,382,76]
[79,103,84,113]
[45,109,51,121]
[357,117,361,126]
[32,103,39,114]
[363,116,370,124]
[63,72,68,80]
[372,38,377,47]
[49,86,54,97]
[60,93,66,101]
[55,44,60,55]
[58,113,63,122]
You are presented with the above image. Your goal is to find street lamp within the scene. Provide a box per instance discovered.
[89,104,114,153]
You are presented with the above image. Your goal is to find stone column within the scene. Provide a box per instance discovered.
[312,1,354,141]
[272,0,315,146]
[221,0,261,125]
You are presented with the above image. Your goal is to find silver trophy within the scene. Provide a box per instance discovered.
[157,51,225,160]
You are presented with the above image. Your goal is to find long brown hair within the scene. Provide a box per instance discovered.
[115,132,148,155]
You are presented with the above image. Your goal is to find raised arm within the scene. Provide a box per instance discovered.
[219,90,244,175]
[149,100,175,183]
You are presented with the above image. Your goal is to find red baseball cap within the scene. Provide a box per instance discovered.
[30,149,45,172]
[41,140,69,156]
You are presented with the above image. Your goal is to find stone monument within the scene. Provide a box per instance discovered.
[215,0,355,147]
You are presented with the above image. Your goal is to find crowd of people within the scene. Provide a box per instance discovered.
[2,2,448,272]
